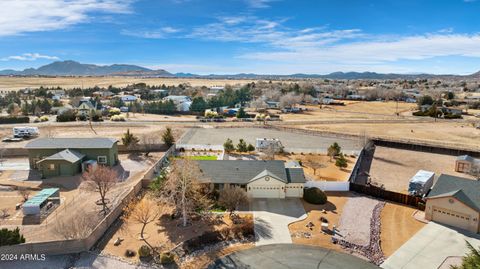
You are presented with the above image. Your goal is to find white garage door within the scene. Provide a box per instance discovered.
[248,186,284,198]
[432,207,470,231]
[285,186,303,197]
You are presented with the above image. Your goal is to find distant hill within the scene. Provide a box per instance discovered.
[0,60,172,77]
[0,60,478,79]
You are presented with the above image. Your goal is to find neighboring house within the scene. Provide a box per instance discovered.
[265,101,280,109]
[425,174,480,233]
[163,95,192,112]
[92,91,114,98]
[197,160,306,198]
[77,101,97,117]
[121,95,138,103]
[455,155,480,173]
[442,107,463,116]
[25,138,119,178]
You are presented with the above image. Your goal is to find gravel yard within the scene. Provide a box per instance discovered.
[333,196,380,246]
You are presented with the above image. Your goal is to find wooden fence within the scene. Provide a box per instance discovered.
[350,182,424,208]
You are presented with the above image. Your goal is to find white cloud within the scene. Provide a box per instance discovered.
[245,0,278,8]
[121,26,181,38]
[1,53,60,61]
[0,0,134,36]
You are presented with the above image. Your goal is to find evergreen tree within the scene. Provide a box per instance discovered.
[162,127,175,147]
[223,138,235,153]
[237,139,248,152]
[121,129,139,149]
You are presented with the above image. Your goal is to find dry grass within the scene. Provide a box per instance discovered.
[380,202,426,257]
[0,77,264,90]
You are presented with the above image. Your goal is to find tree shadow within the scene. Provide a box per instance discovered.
[253,217,273,240]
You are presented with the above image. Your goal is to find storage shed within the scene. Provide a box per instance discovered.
[23,188,60,215]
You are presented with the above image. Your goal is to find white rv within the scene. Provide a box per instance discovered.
[13,127,39,138]
[408,170,435,197]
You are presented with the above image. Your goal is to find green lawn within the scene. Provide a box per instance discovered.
[176,155,217,160]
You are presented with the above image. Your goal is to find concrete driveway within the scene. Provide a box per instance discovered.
[381,222,480,269]
[250,198,306,246]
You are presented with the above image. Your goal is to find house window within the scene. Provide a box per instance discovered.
[48,164,55,170]
[97,156,107,164]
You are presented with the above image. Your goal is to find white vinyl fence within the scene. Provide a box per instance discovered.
[304,180,350,191]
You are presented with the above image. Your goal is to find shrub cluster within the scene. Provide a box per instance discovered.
[111,115,126,121]
[0,227,25,246]
[183,220,254,254]
[0,116,29,124]
[303,187,328,205]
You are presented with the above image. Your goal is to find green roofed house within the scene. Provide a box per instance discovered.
[23,188,60,215]
[25,138,119,178]
[197,160,306,199]
[425,174,480,233]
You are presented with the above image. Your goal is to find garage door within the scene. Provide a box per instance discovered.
[248,186,284,198]
[59,164,71,176]
[432,207,470,231]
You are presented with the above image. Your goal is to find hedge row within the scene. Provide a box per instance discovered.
[0,116,29,124]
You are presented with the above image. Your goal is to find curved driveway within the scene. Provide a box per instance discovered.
[208,244,380,269]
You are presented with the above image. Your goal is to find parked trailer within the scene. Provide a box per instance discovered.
[408,170,435,197]
[13,127,39,138]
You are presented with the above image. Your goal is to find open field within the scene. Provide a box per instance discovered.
[279,102,418,122]
[0,76,263,90]
[305,120,480,149]
[275,154,355,181]
[369,146,474,193]
[380,202,425,257]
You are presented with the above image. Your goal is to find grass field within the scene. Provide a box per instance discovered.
[0,76,265,90]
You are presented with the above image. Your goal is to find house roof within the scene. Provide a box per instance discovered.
[37,149,85,164]
[24,188,59,208]
[250,169,287,183]
[25,138,117,149]
[286,168,306,183]
[427,174,480,212]
[197,160,305,184]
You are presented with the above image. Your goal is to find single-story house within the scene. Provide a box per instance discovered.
[197,160,306,199]
[425,174,480,233]
[25,138,118,178]
[455,155,479,173]
[77,101,97,117]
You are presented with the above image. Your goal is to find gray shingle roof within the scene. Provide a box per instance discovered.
[25,138,117,149]
[197,160,305,184]
[286,168,306,183]
[37,149,85,163]
[457,155,474,162]
[427,174,480,212]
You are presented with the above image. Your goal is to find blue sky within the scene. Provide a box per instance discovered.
[0,0,480,74]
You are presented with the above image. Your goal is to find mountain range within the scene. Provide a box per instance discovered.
[0,60,479,80]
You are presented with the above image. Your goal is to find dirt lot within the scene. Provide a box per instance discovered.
[276,154,356,181]
[380,202,426,257]
[289,192,353,252]
[369,146,474,193]
[101,194,254,264]
[0,77,264,90]
[305,121,480,149]
[280,102,417,122]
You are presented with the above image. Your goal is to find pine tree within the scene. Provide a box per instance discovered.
[162,127,175,147]
[121,129,139,149]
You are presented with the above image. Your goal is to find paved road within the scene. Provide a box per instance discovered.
[208,244,380,269]
[180,127,362,154]
[250,198,306,246]
[381,222,480,269]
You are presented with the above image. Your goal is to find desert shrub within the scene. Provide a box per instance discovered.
[159,252,175,264]
[444,113,462,119]
[40,116,49,122]
[413,111,428,116]
[138,244,151,258]
[124,249,136,257]
[108,107,121,116]
[183,230,223,254]
[56,111,76,122]
[77,115,87,121]
[0,227,25,246]
[232,220,254,238]
[111,115,126,121]
[303,187,327,205]
[0,116,29,124]
[91,114,103,122]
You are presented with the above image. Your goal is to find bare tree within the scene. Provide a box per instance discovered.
[157,159,212,227]
[279,93,302,109]
[304,159,326,176]
[218,186,248,218]
[250,98,267,111]
[123,197,162,249]
[54,209,99,239]
[17,188,31,202]
[82,166,118,215]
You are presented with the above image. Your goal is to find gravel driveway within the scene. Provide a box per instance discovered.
[250,198,306,246]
